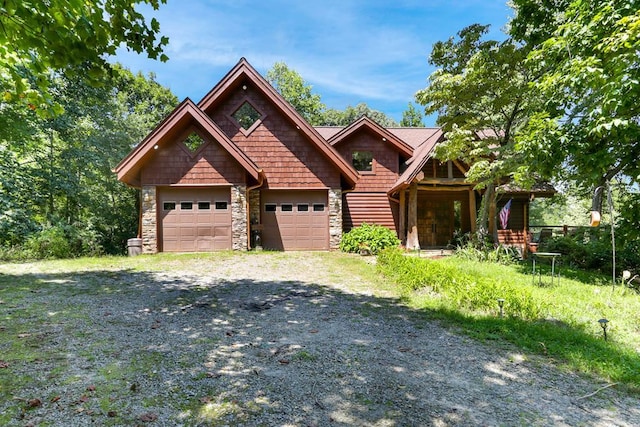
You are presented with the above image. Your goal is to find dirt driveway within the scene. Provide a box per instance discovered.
[1,252,639,426]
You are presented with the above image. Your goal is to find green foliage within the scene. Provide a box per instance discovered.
[416,24,544,237]
[23,223,103,259]
[0,0,169,116]
[377,248,640,388]
[0,65,177,258]
[266,62,326,125]
[339,223,400,255]
[377,248,544,319]
[400,102,425,127]
[541,231,640,275]
[511,0,640,204]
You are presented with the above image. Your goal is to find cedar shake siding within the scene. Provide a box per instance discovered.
[140,130,247,186]
[207,82,341,189]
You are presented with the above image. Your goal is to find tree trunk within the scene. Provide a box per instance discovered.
[476,182,496,245]
[406,182,420,250]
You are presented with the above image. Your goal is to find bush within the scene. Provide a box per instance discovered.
[340,223,400,255]
[22,223,103,259]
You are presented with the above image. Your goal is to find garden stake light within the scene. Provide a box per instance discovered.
[497,298,505,318]
[598,318,609,341]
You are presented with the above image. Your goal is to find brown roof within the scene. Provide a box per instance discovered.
[315,126,440,150]
[388,129,444,195]
[114,98,262,187]
[325,117,414,158]
[198,58,358,187]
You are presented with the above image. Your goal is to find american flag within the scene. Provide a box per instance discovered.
[499,199,512,230]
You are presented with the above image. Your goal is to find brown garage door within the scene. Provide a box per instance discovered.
[261,190,329,250]
[159,187,231,252]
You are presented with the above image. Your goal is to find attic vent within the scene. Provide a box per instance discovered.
[183,132,206,153]
[232,101,261,131]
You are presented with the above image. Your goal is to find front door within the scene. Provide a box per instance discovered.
[418,199,454,248]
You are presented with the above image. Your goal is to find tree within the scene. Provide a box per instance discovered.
[415,24,543,239]
[510,0,640,207]
[322,103,398,127]
[266,62,399,127]
[266,62,326,125]
[0,0,169,115]
[400,103,424,127]
[0,65,177,255]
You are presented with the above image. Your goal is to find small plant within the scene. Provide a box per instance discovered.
[340,223,400,255]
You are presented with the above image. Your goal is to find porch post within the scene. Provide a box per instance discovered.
[399,189,406,245]
[406,182,420,250]
[468,189,477,233]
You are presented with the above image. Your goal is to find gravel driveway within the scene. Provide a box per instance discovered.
[2,252,639,426]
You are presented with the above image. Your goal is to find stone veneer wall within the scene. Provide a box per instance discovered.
[141,186,157,253]
[329,188,342,250]
[231,185,248,250]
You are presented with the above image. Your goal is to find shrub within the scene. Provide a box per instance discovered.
[340,223,400,255]
[22,223,103,259]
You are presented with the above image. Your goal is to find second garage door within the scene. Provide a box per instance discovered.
[261,190,329,250]
[159,187,231,252]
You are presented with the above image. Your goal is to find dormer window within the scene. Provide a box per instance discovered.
[352,151,373,172]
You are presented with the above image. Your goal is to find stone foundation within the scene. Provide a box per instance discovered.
[329,188,342,250]
[231,185,248,250]
[141,186,158,254]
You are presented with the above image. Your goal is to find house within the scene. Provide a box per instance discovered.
[115,58,551,253]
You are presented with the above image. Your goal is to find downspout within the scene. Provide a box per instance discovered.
[246,171,264,249]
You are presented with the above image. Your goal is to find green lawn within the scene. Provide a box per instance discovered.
[377,249,640,392]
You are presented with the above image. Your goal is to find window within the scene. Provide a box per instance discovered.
[352,151,373,172]
[281,204,293,212]
[297,204,309,212]
[183,132,205,153]
[163,202,176,211]
[215,201,228,210]
[198,202,210,210]
[180,202,193,210]
[232,101,261,130]
[313,204,325,212]
[265,204,276,212]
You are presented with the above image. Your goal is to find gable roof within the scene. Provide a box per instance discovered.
[114,98,261,187]
[325,116,414,158]
[388,129,445,195]
[198,58,358,187]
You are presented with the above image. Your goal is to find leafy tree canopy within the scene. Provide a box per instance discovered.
[0,0,169,116]
[400,103,425,127]
[415,24,543,235]
[510,0,640,194]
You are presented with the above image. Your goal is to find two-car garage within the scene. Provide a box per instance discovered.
[157,187,329,252]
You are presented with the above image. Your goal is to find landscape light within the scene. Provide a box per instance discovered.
[598,318,609,341]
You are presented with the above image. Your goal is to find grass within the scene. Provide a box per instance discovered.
[377,248,640,391]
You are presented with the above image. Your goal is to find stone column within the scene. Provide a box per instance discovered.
[231,185,248,251]
[141,186,157,254]
[329,188,342,250]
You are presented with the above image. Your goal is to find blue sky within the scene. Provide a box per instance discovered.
[115,0,513,126]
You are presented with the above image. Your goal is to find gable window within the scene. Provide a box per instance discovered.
[352,151,373,172]
[182,132,206,154]
[232,102,261,131]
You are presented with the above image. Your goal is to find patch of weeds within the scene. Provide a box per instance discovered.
[292,350,317,362]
